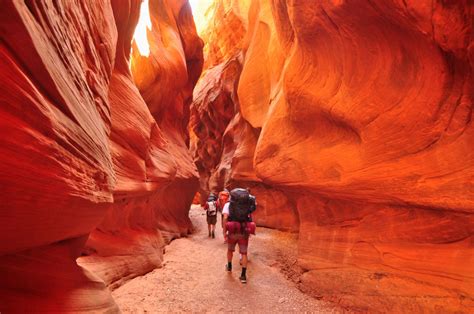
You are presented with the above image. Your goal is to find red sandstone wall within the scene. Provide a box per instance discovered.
[190,0,473,311]
[79,0,203,289]
[0,0,202,311]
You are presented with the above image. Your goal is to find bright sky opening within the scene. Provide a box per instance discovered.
[132,0,152,56]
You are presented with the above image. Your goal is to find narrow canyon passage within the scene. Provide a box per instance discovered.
[112,205,337,312]
[1,0,473,313]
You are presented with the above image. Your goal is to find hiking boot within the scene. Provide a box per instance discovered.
[211,231,215,238]
[225,263,232,272]
[239,275,247,284]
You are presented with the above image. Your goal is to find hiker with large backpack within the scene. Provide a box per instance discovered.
[222,188,256,284]
[202,193,218,238]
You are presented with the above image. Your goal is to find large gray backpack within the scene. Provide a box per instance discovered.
[229,188,250,222]
[207,201,217,216]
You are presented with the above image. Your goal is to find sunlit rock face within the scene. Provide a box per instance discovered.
[191,0,473,311]
[199,0,249,69]
[0,0,202,311]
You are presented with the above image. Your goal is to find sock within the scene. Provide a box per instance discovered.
[241,267,247,276]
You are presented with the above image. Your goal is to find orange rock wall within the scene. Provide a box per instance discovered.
[191,0,473,311]
[0,0,202,311]
[190,54,243,195]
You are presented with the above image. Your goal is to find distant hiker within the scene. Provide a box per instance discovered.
[223,188,256,284]
[203,193,218,238]
[217,189,230,230]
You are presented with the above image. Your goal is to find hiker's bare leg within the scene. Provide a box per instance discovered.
[227,250,233,263]
[241,253,248,268]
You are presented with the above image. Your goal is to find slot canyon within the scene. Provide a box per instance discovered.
[0,0,473,312]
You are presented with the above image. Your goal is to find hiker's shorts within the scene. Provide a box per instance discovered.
[207,215,217,225]
[227,233,249,254]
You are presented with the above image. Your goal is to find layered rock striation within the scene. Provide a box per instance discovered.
[0,0,202,311]
[190,0,473,311]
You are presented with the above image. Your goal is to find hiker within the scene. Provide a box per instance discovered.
[217,189,230,230]
[202,193,218,238]
[222,188,256,284]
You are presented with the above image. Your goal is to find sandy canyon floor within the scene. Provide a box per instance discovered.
[112,205,340,312]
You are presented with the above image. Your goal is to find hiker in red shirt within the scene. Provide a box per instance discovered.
[217,189,230,233]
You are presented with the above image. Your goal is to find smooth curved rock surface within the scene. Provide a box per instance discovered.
[1,0,202,311]
[190,53,244,197]
[190,0,473,311]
